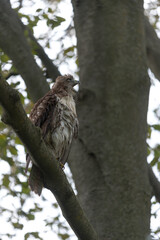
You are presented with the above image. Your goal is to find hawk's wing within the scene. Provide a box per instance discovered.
[30,91,58,137]
[26,91,58,172]
[25,91,59,195]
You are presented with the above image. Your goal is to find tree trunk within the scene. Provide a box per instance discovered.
[69,1,151,239]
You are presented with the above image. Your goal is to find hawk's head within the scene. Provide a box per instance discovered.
[53,75,79,91]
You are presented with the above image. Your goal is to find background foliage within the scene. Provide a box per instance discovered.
[0,0,77,239]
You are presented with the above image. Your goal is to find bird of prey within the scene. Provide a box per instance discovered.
[26,74,79,195]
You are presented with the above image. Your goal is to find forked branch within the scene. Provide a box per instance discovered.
[0,76,98,240]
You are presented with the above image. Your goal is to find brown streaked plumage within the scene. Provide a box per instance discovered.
[26,74,79,195]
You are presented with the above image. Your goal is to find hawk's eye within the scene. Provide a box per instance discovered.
[67,78,71,82]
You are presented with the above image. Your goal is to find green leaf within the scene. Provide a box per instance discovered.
[22,185,30,195]
[154,148,160,158]
[48,7,54,13]
[25,232,43,240]
[36,8,42,13]
[2,174,10,188]
[17,209,35,221]
[46,41,50,49]
[0,53,10,63]
[5,157,14,167]
[58,233,70,240]
[28,16,40,29]
[147,125,152,138]
[150,157,158,166]
[64,46,76,56]
[151,124,160,131]
[30,205,42,213]
[154,227,160,234]
[9,145,18,156]
[147,147,151,156]
[55,16,65,24]
[10,81,20,88]
[46,16,65,29]
[42,13,48,19]
[75,58,79,67]
[19,92,25,105]
[0,134,6,141]
[27,213,35,220]
[12,222,23,230]
[14,136,23,145]
[53,203,58,208]
[157,162,160,171]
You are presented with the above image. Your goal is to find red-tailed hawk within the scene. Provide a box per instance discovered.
[26,74,79,195]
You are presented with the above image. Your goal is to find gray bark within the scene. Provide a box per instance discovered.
[69,1,151,239]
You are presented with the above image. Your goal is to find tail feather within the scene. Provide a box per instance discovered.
[29,164,43,196]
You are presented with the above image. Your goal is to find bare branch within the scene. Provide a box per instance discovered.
[25,26,61,80]
[0,76,98,240]
[145,16,160,81]
[148,164,160,203]
[0,0,49,101]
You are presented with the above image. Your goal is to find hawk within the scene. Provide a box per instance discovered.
[26,74,79,195]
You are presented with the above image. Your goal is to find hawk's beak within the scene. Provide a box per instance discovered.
[72,80,79,86]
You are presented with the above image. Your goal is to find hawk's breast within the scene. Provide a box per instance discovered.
[51,95,77,162]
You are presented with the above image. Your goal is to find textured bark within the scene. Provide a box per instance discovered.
[0,0,49,101]
[69,1,151,240]
[0,76,98,240]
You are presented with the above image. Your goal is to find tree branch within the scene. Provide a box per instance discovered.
[25,26,61,80]
[148,164,160,203]
[0,0,49,101]
[0,76,98,240]
[145,16,160,81]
